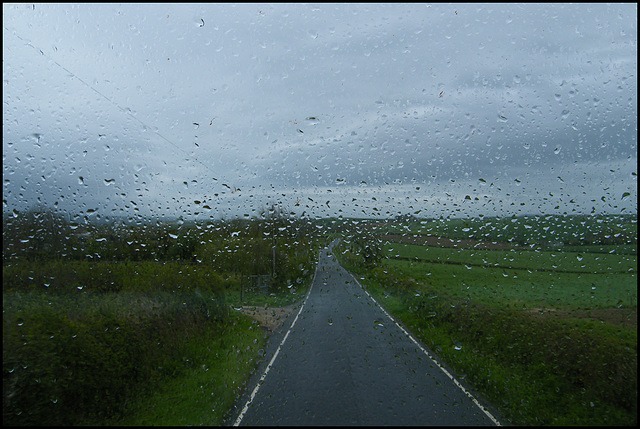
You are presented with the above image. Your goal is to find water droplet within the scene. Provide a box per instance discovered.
[104,178,115,186]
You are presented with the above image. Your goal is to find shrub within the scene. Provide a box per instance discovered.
[3,290,227,425]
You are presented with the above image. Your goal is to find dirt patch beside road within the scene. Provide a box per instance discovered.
[237,304,300,333]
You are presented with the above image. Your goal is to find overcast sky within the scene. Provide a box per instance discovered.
[3,3,637,221]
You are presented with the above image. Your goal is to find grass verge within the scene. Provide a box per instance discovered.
[334,244,637,425]
[113,311,267,425]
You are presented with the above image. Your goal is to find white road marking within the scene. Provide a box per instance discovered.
[232,252,320,426]
[235,245,501,426]
[351,274,502,426]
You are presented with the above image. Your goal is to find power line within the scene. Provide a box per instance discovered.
[4,26,219,183]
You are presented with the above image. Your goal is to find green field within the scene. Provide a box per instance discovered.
[383,243,637,310]
[336,214,637,425]
[380,214,637,250]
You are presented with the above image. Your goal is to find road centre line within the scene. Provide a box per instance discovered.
[232,251,320,426]
[349,273,502,427]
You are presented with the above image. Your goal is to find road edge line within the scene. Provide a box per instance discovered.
[232,250,320,426]
[349,273,502,427]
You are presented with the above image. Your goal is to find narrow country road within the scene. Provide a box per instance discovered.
[230,240,500,426]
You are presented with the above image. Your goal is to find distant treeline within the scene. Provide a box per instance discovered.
[3,207,325,288]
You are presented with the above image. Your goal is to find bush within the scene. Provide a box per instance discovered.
[3,290,227,425]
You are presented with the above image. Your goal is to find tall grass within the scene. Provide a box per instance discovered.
[3,289,227,425]
[113,312,268,425]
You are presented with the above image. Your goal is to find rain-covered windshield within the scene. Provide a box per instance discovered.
[3,3,636,426]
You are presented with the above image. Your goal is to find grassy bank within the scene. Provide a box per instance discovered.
[2,264,315,426]
[3,288,227,425]
[113,311,268,425]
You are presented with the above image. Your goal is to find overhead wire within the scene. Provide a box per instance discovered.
[4,26,220,183]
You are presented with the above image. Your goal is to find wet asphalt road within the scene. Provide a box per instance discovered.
[231,241,499,426]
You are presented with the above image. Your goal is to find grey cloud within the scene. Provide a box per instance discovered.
[3,3,636,219]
